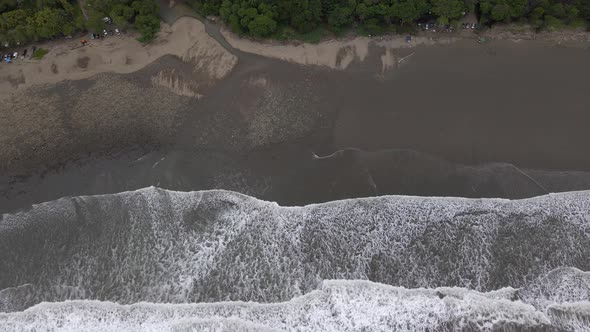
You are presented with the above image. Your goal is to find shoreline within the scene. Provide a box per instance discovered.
[0,17,237,102]
[221,26,457,70]
[219,23,590,70]
[1,14,588,95]
[3,14,590,211]
[0,16,237,178]
[3,13,588,97]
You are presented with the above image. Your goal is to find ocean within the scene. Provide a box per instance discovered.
[1,187,589,330]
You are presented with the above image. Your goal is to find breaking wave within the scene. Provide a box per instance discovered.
[1,277,590,331]
[1,187,590,330]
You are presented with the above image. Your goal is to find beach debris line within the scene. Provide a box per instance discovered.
[398,52,415,64]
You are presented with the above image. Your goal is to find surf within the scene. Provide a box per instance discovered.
[1,187,589,309]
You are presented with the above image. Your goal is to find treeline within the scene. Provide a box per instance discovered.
[84,0,160,42]
[0,0,160,46]
[186,0,590,38]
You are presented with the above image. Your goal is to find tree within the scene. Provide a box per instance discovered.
[530,6,545,28]
[392,0,428,26]
[135,13,159,42]
[110,4,135,21]
[565,5,580,24]
[248,14,277,37]
[238,7,257,30]
[355,2,371,22]
[62,21,76,35]
[480,0,527,23]
[0,0,87,43]
[575,0,590,20]
[491,3,511,21]
[131,0,158,16]
[544,14,564,30]
[87,11,106,32]
[549,3,565,18]
[362,17,383,34]
[1,9,30,30]
[109,4,135,30]
[228,13,242,33]
[287,0,322,32]
[430,0,464,25]
[328,5,354,29]
[258,3,277,19]
[219,0,233,21]
[30,8,64,38]
[112,14,129,29]
[10,23,34,43]
[57,0,77,18]
[0,0,17,13]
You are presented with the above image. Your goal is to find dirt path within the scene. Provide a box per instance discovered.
[77,0,89,20]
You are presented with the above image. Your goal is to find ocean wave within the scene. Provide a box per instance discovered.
[519,267,590,309]
[1,187,590,310]
[1,279,589,331]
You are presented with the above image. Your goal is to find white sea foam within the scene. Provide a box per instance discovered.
[0,188,590,331]
[1,187,590,314]
[520,267,590,309]
[2,280,577,332]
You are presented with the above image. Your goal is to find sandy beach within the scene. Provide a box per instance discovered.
[221,27,458,71]
[2,13,590,211]
[220,25,590,71]
[0,17,237,101]
[0,16,238,178]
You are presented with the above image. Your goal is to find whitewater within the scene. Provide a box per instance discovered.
[1,187,590,331]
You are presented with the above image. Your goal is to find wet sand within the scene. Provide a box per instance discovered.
[331,39,590,170]
[0,17,236,102]
[0,17,235,178]
[2,15,590,213]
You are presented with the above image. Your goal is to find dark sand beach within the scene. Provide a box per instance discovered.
[1,12,590,213]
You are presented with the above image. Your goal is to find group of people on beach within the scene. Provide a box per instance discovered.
[2,46,36,63]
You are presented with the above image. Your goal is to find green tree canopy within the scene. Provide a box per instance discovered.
[327,4,354,28]
[135,13,159,42]
[287,0,322,32]
[430,0,464,24]
[480,0,527,23]
[87,11,106,32]
[1,8,29,30]
[0,0,17,13]
[131,0,158,16]
[110,4,135,20]
[248,14,277,37]
[30,7,65,38]
[201,0,590,39]
[391,0,428,25]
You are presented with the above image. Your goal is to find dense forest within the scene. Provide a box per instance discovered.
[1,0,589,46]
[185,0,590,38]
[0,0,160,46]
